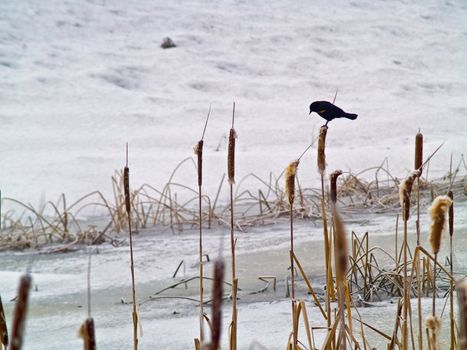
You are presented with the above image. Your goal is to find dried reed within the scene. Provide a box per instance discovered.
[124,146,139,350]
[10,274,31,350]
[448,190,455,350]
[0,295,8,349]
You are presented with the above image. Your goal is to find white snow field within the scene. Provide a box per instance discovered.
[1,0,467,349]
[0,0,466,207]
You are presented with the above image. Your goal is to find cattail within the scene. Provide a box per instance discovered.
[285,160,299,205]
[210,260,225,350]
[124,166,131,214]
[428,195,452,254]
[398,170,420,221]
[194,140,204,187]
[415,131,423,175]
[458,279,467,349]
[0,295,8,348]
[228,129,237,184]
[333,208,348,284]
[78,318,96,350]
[10,274,31,350]
[317,126,327,175]
[425,315,442,350]
[448,191,454,237]
[330,170,343,204]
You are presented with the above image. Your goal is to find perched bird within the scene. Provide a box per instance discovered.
[309,101,357,126]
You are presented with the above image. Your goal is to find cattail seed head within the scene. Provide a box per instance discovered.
[78,318,96,350]
[194,140,204,187]
[317,126,328,175]
[330,170,343,204]
[285,160,299,205]
[0,295,8,347]
[398,170,420,221]
[333,208,348,286]
[123,166,131,214]
[228,128,237,184]
[429,195,452,254]
[10,274,31,350]
[210,260,225,350]
[415,131,423,175]
[448,191,454,237]
[425,315,442,349]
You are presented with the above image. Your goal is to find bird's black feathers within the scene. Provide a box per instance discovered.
[309,101,357,125]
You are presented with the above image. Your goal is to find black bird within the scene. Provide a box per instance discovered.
[309,101,357,126]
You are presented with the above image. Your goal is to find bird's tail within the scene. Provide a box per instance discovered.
[344,113,358,120]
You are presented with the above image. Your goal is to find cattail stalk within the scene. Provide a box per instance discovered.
[286,160,299,304]
[124,145,138,350]
[399,170,419,350]
[429,195,452,317]
[195,139,205,344]
[447,191,455,350]
[333,208,348,350]
[414,130,423,350]
[228,102,237,350]
[317,125,332,329]
[457,280,467,350]
[0,294,8,349]
[210,260,225,350]
[10,274,31,350]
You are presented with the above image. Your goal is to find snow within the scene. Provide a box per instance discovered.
[1,0,467,348]
[1,0,466,208]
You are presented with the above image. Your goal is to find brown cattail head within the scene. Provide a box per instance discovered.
[457,279,467,348]
[194,140,204,187]
[123,166,131,214]
[78,318,96,350]
[228,128,237,184]
[429,195,452,254]
[0,295,8,347]
[398,170,420,221]
[330,170,343,204]
[332,208,348,286]
[10,274,31,350]
[285,160,299,206]
[317,126,328,175]
[210,259,225,350]
[448,191,454,237]
[425,315,442,349]
[415,131,423,175]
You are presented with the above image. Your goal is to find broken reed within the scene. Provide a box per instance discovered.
[124,153,138,350]
[194,139,205,345]
[0,294,7,349]
[209,260,225,350]
[228,102,238,350]
[10,274,31,350]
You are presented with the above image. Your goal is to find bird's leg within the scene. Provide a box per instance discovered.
[324,121,329,128]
